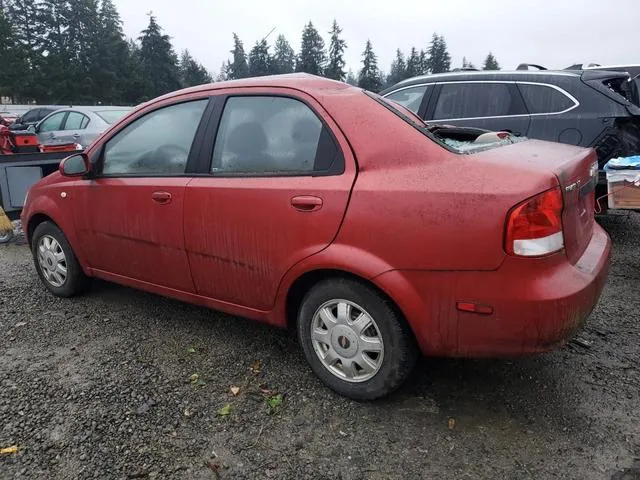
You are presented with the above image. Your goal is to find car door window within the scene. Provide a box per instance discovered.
[38,112,66,132]
[433,83,516,120]
[211,96,342,175]
[517,83,576,114]
[102,99,208,176]
[384,85,429,113]
[64,112,90,130]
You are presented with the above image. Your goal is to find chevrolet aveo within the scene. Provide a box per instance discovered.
[22,74,611,400]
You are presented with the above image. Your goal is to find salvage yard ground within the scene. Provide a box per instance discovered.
[1,213,640,480]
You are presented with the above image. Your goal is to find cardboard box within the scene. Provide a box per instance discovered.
[607,170,640,209]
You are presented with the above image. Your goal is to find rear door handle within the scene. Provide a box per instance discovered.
[291,195,323,212]
[152,191,172,205]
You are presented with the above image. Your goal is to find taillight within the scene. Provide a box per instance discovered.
[505,187,564,257]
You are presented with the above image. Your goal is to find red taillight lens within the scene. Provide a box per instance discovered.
[505,187,564,257]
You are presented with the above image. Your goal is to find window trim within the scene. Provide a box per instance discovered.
[516,81,580,116]
[424,80,579,122]
[95,97,215,179]
[200,93,345,178]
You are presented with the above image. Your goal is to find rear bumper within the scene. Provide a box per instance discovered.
[375,223,612,357]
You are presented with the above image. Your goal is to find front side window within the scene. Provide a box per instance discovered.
[517,83,576,114]
[212,96,341,175]
[102,100,208,176]
[39,112,66,132]
[433,83,515,120]
[384,85,429,113]
[64,112,90,130]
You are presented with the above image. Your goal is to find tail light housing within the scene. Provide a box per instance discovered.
[505,187,564,257]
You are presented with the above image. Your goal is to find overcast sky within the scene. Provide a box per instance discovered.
[113,0,639,76]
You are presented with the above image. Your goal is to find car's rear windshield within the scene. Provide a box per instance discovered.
[365,90,526,154]
[94,109,131,124]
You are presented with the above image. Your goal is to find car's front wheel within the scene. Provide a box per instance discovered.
[31,221,90,297]
[297,278,418,400]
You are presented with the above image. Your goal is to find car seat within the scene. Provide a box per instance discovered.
[225,121,274,172]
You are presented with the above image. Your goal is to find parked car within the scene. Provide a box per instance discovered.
[33,106,132,148]
[9,107,59,131]
[380,68,640,202]
[21,74,611,400]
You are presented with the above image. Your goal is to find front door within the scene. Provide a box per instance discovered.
[78,99,210,292]
[427,82,531,136]
[184,91,356,310]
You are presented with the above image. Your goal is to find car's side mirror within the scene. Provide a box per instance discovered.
[59,153,91,177]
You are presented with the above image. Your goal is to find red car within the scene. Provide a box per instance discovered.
[21,74,611,400]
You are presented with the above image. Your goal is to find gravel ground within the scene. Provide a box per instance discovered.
[1,213,639,480]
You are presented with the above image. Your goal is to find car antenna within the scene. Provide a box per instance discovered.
[261,27,276,43]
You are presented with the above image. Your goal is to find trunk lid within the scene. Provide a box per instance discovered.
[473,140,597,264]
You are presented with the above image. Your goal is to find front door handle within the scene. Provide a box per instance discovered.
[152,191,172,205]
[291,195,323,212]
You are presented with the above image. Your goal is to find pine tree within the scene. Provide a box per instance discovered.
[325,19,346,81]
[90,0,131,104]
[418,49,428,75]
[296,21,326,76]
[427,34,451,74]
[405,47,421,78]
[386,49,406,86]
[345,69,357,86]
[6,0,47,100]
[357,40,382,92]
[248,39,271,77]
[122,38,146,104]
[483,52,500,70]
[216,61,230,81]
[228,33,248,79]
[180,49,212,87]
[138,15,181,100]
[271,35,295,74]
[0,5,27,100]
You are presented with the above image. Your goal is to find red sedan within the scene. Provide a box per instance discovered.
[21,74,611,400]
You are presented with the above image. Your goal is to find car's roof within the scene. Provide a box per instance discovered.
[151,73,353,104]
[384,70,581,92]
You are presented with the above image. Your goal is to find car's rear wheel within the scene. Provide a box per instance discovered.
[31,221,90,297]
[297,278,418,400]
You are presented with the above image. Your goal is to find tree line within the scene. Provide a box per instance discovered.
[0,0,501,106]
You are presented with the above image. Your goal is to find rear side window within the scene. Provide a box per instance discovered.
[384,85,429,113]
[102,100,208,176]
[64,112,90,130]
[517,83,576,114]
[22,109,39,122]
[433,83,517,120]
[211,96,342,175]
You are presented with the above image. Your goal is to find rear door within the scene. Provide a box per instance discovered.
[184,89,356,310]
[36,111,68,144]
[427,81,531,135]
[56,111,90,145]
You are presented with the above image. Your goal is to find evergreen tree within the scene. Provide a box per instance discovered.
[6,0,47,100]
[461,56,475,69]
[325,19,346,81]
[296,21,326,75]
[427,34,451,73]
[138,15,181,100]
[91,0,131,104]
[0,5,27,100]
[180,49,212,87]
[405,47,421,78]
[357,40,382,92]
[345,69,357,86]
[483,52,500,70]
[418,49,428,75]
[216,61,230,81]
[271,34,295,74]
[122,38,146,103]
[386,49,406,86]
[228,33,248,79]
[248,39,271,77]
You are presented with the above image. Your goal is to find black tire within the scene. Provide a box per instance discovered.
[297,278,418,401]
[31,221,91,297]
